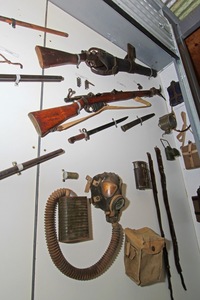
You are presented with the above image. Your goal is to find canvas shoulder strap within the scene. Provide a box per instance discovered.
[155,147,187,291]
[57,97,151,131]
[147,152,174,300]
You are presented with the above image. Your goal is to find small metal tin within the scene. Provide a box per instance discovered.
[62,170,79,182]
[158,112,177,134]
[132,161,152,190]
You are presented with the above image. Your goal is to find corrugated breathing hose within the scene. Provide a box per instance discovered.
[44,188,123,280]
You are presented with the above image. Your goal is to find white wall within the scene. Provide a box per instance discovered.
[159,62,200,249]
[0,1,200,300]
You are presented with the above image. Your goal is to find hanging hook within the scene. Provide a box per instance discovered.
[0,53,23,68]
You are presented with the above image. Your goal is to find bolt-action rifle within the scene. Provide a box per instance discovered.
[28,87,163,137]
[35,43,157,77]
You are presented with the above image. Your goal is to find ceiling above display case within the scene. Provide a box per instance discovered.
[49,0,180,72]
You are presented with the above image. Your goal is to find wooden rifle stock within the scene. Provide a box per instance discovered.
[28,101,83,137]
[35,46,91,69]
[28,88,162,137]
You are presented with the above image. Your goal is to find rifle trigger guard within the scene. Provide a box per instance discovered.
[84,102,105,113]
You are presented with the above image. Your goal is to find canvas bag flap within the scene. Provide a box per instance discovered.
[124,227,165,286]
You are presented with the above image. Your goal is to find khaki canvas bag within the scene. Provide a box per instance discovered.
[176,112,200,170]
[181,141,200,170]
[124,227,165,286]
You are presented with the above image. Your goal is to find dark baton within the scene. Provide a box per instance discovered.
[121,113,155,132]
[68,116,128,144]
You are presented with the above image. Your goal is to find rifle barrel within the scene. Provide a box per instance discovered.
[0,74,64,82]
[0,15,68,37]
[0,148,65,180]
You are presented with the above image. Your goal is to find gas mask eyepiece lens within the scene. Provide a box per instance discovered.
[101,181,118,198]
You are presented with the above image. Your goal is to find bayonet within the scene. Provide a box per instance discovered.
[121,113,155,132]
[68,116,128,143]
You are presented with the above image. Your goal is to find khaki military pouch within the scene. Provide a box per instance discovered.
[176,111,200,170]
[124,227,165,286]
[181,141,200,170]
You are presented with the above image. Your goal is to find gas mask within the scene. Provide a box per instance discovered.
[89,172,125,223]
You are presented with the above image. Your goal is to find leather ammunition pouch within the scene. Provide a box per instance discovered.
[124,227,165,286]
[167,80,184,107]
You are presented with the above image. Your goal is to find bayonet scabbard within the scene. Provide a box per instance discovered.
[121,113,155,132]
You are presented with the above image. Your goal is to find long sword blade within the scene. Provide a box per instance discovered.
[68,116,128,143]
[88,116,128,135]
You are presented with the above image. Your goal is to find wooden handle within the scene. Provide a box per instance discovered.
[68,132,87,144]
